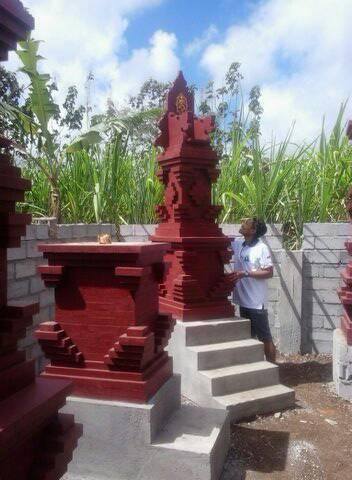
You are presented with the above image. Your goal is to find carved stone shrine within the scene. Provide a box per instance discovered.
[151,72,235,320]
[0,2,81,478]
[0,139,81,479]
[332,119,352,402]
[35,242,175,402]
[339,120,352,346]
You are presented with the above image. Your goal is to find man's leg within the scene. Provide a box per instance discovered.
[248,308,276,363]
[263,340,276,363]
[239,306,256,338]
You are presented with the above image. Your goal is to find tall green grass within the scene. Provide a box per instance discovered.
[21,105,352,249]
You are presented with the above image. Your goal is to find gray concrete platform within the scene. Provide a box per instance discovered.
[333,328,352,401]
[167,318,295,421]
[61,375,230,480]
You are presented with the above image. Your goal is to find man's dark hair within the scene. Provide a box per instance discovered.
[252,217,267,238]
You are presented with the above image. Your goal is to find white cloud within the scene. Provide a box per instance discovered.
[184,25,218,57]
[6,0,179,116]
[200,0,352,143]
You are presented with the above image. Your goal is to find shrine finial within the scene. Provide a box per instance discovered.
[166,71,194,114]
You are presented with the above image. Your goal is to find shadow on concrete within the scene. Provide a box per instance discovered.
[278,360,332,387]
[221,426,289,479]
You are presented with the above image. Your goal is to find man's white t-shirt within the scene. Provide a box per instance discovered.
[232,238,273,310]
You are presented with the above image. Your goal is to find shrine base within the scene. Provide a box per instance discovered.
[167,317,295,421]
[333,328,352,402]
[62,375,230,480]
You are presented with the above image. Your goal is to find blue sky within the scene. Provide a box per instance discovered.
[8,0,352,143]
[123,0,260,84]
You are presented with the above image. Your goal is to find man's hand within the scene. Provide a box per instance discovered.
[234,270,246,281]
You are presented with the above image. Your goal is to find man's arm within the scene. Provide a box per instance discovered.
[235,266,273,280]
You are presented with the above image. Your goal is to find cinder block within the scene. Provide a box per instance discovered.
[7,242,26,260]
[7,279,29,299]
[323,316,340,330]
[99,223,113,235]
[305,278,340,291]
[311,329,333,341]
[35,224,49,240]
[302,237,315,250]
[220,224,236,236]
[263,236,283,249]
[303,300,342,317]
[323,266,344,278]
[339,251,350,264]
[32,305,52,325]
[268,288,279,301]
[133,224,156,236]
[313,340,332,354]
[26,239,42,258]
[314,237,348,250]
[303,223,349,237]
[72,223,88,238]
[25,224,37,240]
[57,224,73,239]
[15,259,37,279]
[30,276,45,294]
[7,262,15,281]
[86,224,101,238]
[119,225,133,237]
[311,315,324,328]
[304,250,340,264]
[39,289,55,308]
[124,235,148,242]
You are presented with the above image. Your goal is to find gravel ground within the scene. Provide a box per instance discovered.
[221,354,352,480]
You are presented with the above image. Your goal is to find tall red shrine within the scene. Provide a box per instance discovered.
[0,3,81,479]
[151,72,235,320]
[339,121,352,345]
[35,242,174,402]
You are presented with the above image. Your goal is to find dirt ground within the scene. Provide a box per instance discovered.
[221,354,352,480]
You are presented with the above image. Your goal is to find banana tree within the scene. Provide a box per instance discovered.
[16,38,62,219]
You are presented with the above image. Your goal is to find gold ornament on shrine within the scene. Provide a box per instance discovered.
[175,93,187,114]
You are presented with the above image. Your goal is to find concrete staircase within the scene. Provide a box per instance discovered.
[168,317,295,421]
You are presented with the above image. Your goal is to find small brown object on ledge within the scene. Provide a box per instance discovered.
[98,233,112,244]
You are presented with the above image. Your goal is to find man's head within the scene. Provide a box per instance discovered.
[239,217,267,240]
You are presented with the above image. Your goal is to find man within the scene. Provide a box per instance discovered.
[232,218,276,363]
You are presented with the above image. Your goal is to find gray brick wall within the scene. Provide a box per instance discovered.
[7,221,350,365]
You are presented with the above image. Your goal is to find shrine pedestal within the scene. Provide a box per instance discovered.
[167,317,295,421]
[333,328,352,402]
[62,375,230,480]
[36,242,175,403]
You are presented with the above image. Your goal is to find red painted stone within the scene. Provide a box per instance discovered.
[0,0,34,61]
[0,136,81,479]
[150,72,235,320]
[35,242,175,402]
[338,122,352,344]
[1,6,80,473]
[339,239,352,345]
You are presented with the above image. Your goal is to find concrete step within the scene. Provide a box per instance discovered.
[200,361,279,396]
[189,338,264,369]
[214,384,295,421]
[152,404,229,480]
[184,318,251,346]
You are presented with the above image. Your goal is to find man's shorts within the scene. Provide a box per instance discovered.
[239,306,272,342]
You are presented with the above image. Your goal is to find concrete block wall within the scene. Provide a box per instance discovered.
[302,223,350,354]
[7,221,350,366]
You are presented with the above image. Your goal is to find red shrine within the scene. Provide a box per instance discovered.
[35,242,175,402]
[151,72,235,320]
[339,121,352,345]
[0,2,81,478]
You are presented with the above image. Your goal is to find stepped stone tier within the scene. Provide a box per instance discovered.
[35,242,175,402]
[0,3,81,478]
[151,72,235,320]
[0,0,34,61]
[0,137,81,479]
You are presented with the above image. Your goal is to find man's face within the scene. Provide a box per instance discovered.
[239,219,256,237]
